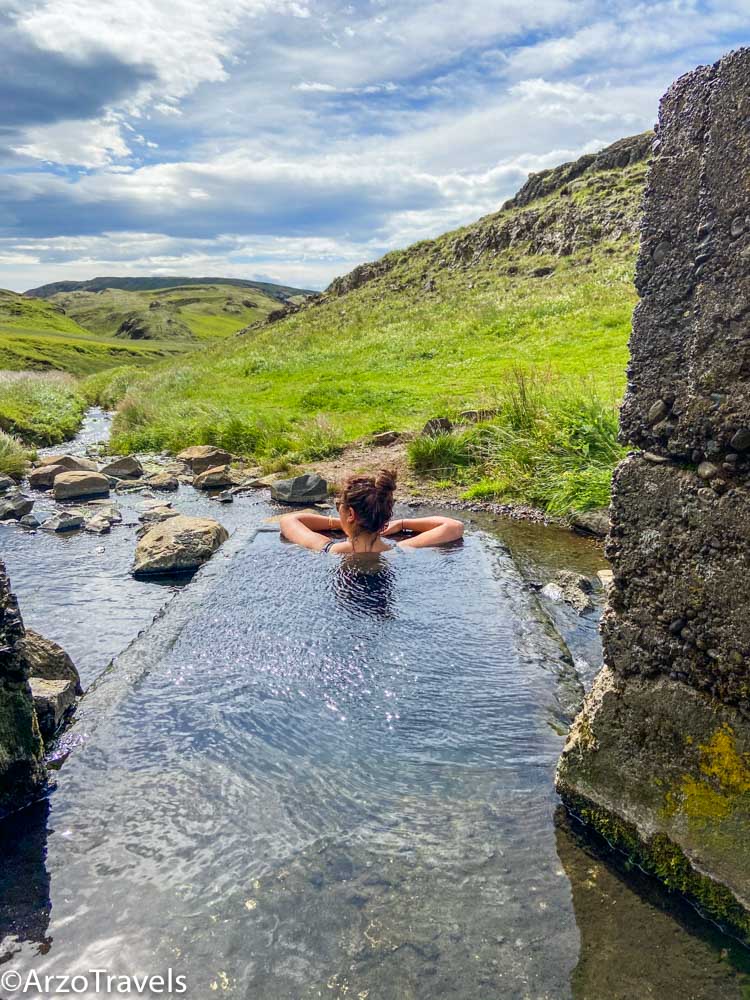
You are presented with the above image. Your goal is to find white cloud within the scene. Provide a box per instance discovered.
[11,117,132,168]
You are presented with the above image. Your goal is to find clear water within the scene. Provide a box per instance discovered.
[0,412,747,999]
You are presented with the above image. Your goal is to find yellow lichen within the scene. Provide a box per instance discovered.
[664,724,750,823]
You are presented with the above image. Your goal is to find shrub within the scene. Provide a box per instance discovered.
[0,372,86,445]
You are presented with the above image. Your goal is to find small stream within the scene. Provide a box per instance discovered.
[0,410,747,998]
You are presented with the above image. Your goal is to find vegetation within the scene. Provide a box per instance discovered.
[0,372,87,445]
[0,288,186,375]
[0,429,33,478]
[12,144,648,513]
[48,282,292,343]
[408,372,626,512]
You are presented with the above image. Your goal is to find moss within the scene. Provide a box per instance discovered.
[560,788,750,942]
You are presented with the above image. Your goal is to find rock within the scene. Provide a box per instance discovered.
[217,490,234,503]
[459,409,497,423]
[541,570,594,614]
[0,474,16,493]
[556,668,750,944]
[421,417,453,437]
[730,428,750,452]
[28,463,67,490]
[53,471,110,500]
[100,456,144,479]
[87,503,122,524]
[146,472,179,492]
[596,568,614,593]
[569,508,609,538]
[372,431,400,446]
[133,515,229,577]
[270,473,328,504]
[138,504,179,526]
[647,399,669,425]
[23,630,81,694]
[0,493,33,520]
[193,465,234,490]
[37,455,97,473]
[560,49,750,940]
[28,677,77,741]
[0,560,46,814]
[41,513,84,533]
[697,461,719,481]
[83,514,112,534]
[19,514,40,529]
[176,445,233,475]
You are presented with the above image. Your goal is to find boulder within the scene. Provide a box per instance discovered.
[23,630,82,694]
[0,474,15,493]
[41,513,84,533]
[54,471,110,501]
[28,677,77,741]
[86,503,122,524]
[138,504,179,530]
[421,417,453,437]
[146,472,179,492]
[19,514,40,529]
[217,490,234,504]
[28,463,67,490]
[176,445,233,475]
[100,456,144,479]
[270,473,328,504]
[83,514,112,534]
[133,515,228,577]
[0,493,33,520]
[570,508,610,538]
[372,431,400,446]
[37,455,97,473]
[193,465,234,490]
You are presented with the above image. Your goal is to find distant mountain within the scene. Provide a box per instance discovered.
[25,275,315,304]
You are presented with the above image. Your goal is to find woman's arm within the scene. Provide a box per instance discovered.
[279,511,341,551]
[385,516,464,548]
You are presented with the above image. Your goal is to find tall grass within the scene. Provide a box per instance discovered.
[0,429,32,478]
[408,371,625,514]
[0,371,87,445]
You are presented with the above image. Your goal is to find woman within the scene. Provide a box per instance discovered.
[279,469,464,553]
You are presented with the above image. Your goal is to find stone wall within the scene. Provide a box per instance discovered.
[557,48,750,941]
[0,560,45,816]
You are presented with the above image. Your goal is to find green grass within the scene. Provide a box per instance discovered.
[82,152,645,514]
[0,372,88,445]
[409,371,626,514]
[0,287,188,375]
[0,429,33,478]
[50,283,287,343]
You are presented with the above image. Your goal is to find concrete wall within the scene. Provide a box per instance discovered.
[557,48,750,941]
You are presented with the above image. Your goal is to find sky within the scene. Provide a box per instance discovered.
[0,1,748,292]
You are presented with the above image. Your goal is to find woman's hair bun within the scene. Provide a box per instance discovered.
[374,468,397,494]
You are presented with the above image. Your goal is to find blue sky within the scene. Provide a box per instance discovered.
[0,0,747,291]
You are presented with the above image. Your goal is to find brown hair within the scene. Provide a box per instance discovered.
[338,469,396,534]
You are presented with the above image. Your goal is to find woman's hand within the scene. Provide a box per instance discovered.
[382,519,404,537]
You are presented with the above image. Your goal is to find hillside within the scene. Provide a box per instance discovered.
[25,274,314,303]
[0,288,184,375]
[89,133,653,511]
[49,282,295,343]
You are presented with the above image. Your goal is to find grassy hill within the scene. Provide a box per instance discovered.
[0,288,185,376]
[48,282,295,343]
[25,274,315,303]
[84,132,652,513]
